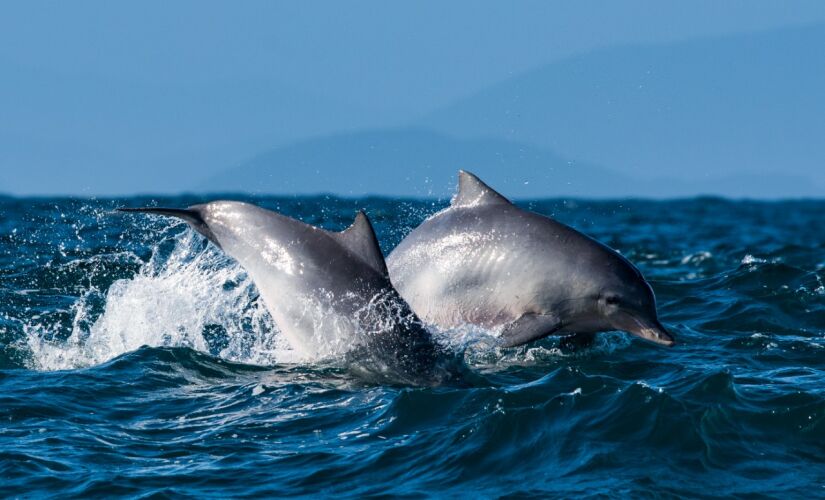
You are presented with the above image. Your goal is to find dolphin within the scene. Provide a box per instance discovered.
[119,201,444,383]
[386,171,675,348]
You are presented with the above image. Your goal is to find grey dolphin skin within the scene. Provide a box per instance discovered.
[119,202,444,383]
[387,171,675,348]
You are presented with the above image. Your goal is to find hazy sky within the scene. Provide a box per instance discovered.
[2,1,825,196]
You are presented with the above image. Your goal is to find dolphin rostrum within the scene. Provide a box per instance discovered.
[119,201,444,382]
[386,171,675,348]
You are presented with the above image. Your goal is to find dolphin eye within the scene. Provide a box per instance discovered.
[605,295,620,306]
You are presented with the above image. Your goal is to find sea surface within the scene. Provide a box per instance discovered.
[0,195,823,497]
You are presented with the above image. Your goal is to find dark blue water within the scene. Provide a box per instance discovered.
[1,195,823,497]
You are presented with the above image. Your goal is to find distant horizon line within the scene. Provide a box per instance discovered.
[2,190,822,203]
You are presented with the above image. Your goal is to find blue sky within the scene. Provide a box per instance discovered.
[2,1,824,197]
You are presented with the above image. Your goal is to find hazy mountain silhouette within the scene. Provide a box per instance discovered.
[422,24,825,191]
[6,21,824,197]
[200,128,819,198]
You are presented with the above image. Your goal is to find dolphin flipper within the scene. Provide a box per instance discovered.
[559,332,596,350]
[499,313,562,347]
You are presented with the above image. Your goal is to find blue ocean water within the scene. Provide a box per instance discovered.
[0,195,823,497]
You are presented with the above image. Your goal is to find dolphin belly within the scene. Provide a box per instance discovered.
[388,219,540,330]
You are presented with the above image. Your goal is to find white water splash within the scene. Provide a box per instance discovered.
[22,225,439,373]
[433,322,632,371]
[741,254,767,266]
[681,251,712,265]
[22,222,630,372]
[26,230,293,371]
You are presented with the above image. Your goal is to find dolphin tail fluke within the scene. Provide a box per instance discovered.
[117,206,199,221]
[116,206,221,248]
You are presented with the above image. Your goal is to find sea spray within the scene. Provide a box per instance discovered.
[25,228,289,370]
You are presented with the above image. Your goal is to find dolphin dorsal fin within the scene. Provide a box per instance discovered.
[451,170,511,208]
[334,211,389,277]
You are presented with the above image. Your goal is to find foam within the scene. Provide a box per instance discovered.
[26,230,291,371]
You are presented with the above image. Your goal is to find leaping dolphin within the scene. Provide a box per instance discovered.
[386,171,675,348]
[119,201,444,383]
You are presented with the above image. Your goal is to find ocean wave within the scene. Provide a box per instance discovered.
[1,196,824,496]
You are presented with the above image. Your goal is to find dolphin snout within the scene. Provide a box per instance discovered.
[637,320,675,346]
[614,313,676,347]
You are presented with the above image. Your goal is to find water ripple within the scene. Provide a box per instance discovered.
[0,197,823,496]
